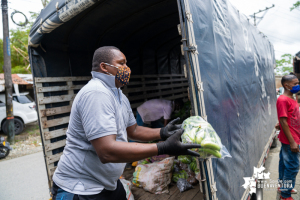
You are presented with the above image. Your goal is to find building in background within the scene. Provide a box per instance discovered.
[0,74,34,98]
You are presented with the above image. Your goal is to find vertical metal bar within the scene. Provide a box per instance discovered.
[176,0,196,116]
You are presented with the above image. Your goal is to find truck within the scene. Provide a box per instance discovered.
[28,0,277,199]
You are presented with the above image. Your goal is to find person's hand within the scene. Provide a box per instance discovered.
[160,117,182,140]
[275,123,280,130]
[157,128,201,156]
[290,141,300,153]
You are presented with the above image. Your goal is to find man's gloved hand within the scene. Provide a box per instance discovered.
[160,117,182,140]
[157,128,201,156]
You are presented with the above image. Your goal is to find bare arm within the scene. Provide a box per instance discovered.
[164,119,169,127]
[91,135,158,164]
[280,117,299,152]
[126,123,161,142]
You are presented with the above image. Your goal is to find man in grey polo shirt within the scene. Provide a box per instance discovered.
[52,46,200,200]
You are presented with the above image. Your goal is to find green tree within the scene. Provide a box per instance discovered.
[275,54,293,75]
[0,0,49,74]
[291,1,300,11]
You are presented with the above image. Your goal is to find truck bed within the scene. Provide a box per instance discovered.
[122,168,203,200]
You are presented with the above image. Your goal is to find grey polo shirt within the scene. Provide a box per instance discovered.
[53,71,136,192]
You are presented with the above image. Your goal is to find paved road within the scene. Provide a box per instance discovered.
[0,152,50,200]
[264,140,300,200]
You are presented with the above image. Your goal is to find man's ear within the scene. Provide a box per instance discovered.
[284,82,290,90]
[99,62,108,72]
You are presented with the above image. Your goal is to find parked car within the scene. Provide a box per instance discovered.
[0,93,38,135]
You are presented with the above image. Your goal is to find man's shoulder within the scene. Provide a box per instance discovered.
[277,95,288,102]
[76,79,114,104]
[80,79,111,95]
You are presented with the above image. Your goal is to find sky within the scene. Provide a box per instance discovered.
[0,0,299,60]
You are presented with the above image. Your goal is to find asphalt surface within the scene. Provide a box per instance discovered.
[0,152,50,200]
[263,140,300,200]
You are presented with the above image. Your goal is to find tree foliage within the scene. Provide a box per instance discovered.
[275,54,293,75]
[291,1,300,11]
[41,0,50,8]
[0,0,49,74]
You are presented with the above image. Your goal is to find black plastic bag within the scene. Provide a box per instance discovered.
[176,178,194,193]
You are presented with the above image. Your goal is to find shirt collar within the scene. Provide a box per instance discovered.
[91,71,116,89]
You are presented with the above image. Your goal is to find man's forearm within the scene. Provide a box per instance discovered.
[100,141,158,163]
[280,119,295,144]
[128,125,161,142]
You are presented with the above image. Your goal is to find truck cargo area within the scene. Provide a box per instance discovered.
[29,0,278,199]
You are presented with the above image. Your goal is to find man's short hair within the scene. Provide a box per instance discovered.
[92,46,120,71]
[281,73,298,88]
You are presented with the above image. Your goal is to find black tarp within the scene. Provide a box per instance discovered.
[29,0,277,199]
[29,0,183,77]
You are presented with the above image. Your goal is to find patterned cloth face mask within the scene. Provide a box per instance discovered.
[104,63,131,86]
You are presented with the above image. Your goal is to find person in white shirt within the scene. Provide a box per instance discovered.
[136,99,183,128]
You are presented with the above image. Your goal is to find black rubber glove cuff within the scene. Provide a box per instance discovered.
[159,128,167,141]
[157,142,166,155]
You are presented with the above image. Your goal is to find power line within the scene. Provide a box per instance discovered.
[266,35,295,44]
[267,12,300,24]
[250,4,275,26]
[262,30,299,41]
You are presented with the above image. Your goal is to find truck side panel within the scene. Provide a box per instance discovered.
[183,0,277,199]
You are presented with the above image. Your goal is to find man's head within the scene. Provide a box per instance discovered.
[174,99,184,111]
[281,73,299,92]
[92,46,128,88]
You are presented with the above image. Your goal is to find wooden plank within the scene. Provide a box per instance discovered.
[35,82,54,189]
[35,76,91,83]
[47,152,63,165]
[44,128,67,140]
[191,191,203,200]
[165,93,188,100]
[132,186,148,200]
[131,74,185,78]
[123,82,188,93]
[42,116,70,129]
[129,78,188,86]
[39,94,75,104]
[128,88,187,101]
[45,139,66,151]
[50,166,57,177]
[40,105,72,117]
[136,183,180,200]
[37,85,84,93]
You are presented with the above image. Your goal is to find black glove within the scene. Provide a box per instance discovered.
[157,128,201,157]
[160,117,182,141]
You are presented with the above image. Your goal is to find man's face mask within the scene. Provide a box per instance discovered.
[288,84,300,94]
[104,63,131,86]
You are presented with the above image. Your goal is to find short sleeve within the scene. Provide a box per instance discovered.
[277,98,288,118]
[163,101,173,120]
[124,97,136,127]
[78,91,117,141]
[127,109,136,127]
